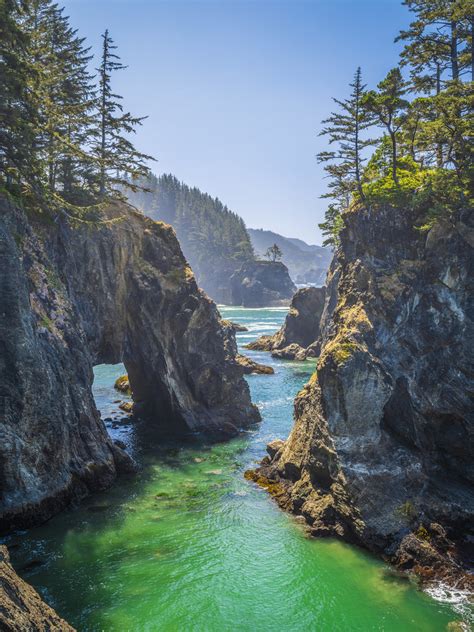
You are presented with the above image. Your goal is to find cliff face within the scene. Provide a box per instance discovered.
[0,196,259,531]
[257,204,473,580]
[247,228,332,285]
[246,286,326,359]
[230,261,296,307]
[0,546,74,631]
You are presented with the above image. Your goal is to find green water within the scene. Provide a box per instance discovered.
[4,307,471,631]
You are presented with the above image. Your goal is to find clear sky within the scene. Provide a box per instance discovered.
[63,0,410,244]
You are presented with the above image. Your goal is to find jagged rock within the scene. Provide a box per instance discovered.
[236,354,274,375]
[257,203,473,584]
[271,343,307,361]
[230,261,296,307]
[114,375,131,394]
[221,320,248,332]
[0,196,259,531]
[266,439,285,460]
[247,286,326,358]
[0,545,75,631]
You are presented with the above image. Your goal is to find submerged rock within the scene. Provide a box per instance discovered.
[0,196,259,531]
[230,260,296,307]
[0,545,75,631]
[256,203,474,586]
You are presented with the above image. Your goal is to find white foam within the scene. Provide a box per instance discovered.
[425,582,474,624]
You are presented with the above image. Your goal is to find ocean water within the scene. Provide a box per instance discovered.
[4,306,470,631]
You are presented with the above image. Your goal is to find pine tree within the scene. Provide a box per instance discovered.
[317,67,373,203]
[95,29,153,198]
[0,0,35,188]
[397,0,472,86]
[265,243,283,262]
[363,68,409,184]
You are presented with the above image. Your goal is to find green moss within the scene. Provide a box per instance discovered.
[44,267,62,291]
[40,315,53,331]
[166,267,186,286]
[332,342,357,365]
[13,232,23,248]
[397,500,415,519]
[415,524,430,542]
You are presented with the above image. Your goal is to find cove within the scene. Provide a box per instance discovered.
[3,307,468,631]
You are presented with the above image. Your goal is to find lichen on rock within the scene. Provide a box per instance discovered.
[255,203,473,586]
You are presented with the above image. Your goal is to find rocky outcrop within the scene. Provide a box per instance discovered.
[0,195,259,531]
[0,545,74,631]
[236,354,274,375]
[255,204,473,584]
[230,261,296,307]
[221,320,248,332]
[247,228,332,285]
[246,286,326,359]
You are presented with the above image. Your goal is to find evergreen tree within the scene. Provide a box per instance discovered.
[317,67,373,203]
[0,0,37,189]
[397,0,473,85]
[265,243,283,262]
[363,68,409,184]
[95,29,153,198]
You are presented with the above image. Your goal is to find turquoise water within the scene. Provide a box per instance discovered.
[4,307,470,631]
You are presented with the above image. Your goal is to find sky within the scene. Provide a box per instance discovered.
[63,0,411,244]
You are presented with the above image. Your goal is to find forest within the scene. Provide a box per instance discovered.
[0,0,151,215]
[317,0,473,246]
[128,173,255,297]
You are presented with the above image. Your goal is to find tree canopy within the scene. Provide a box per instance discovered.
[0,0,152,216]
[318,0,473,246]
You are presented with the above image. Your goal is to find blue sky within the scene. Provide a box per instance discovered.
[63,0,410,244]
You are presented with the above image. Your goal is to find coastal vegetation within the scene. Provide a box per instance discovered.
[318,0,473,246]
[0,0,152,216]
[127,173,255,297]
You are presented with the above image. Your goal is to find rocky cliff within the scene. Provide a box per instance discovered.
[255,204,473,584]
[230,260,296,307]
[0,195,259,531]
[246,286,326,359]
[247,228,331,285]
[0,545,74,631]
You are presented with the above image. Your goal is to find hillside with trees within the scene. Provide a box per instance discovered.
[248,228,332,285]
[128,174,255,300]
[317,0,472,246]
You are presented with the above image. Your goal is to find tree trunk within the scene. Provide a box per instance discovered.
[450,21,459,80]
[471,16,474,82]
[436,63,443,168]
[390,130,398,185]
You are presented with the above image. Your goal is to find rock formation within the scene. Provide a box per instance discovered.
[246,286,326,360]
[0,195,259,531]
[0,545,74,631]
[230,260,296,307]
[247,228,332,285]
[254,204,473,584]
[236,354,274,375]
